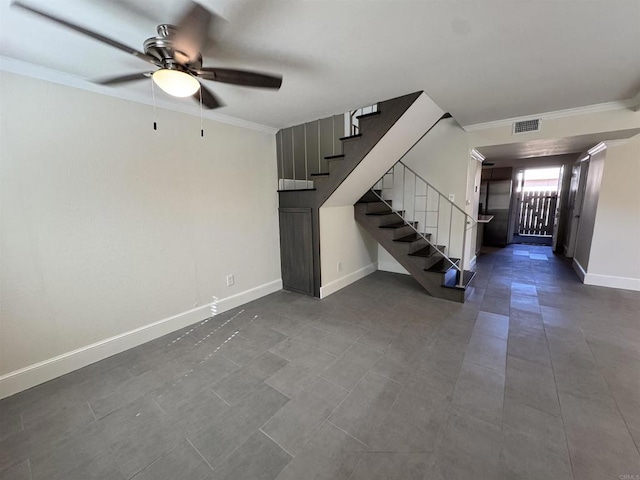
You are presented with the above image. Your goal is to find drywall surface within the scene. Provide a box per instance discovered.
[403,117,471,205]
[0,72,281,384]
[379,118,473,273]
[319,206,377,297]
[469,107,640,147]
[586,135,640,289]
[573,149,605,272]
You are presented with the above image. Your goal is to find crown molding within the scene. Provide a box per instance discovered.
[0,56,279,135]
[604,139,629,148]
[470,148,485,162]
[463,99,637,132]
[587,142,607,155]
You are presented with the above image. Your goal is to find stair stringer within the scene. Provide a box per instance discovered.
[322,92,444,208]
[354,203,466,302]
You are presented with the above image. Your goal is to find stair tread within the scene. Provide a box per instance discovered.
[379,221,417,229]
[277,188,317,192]
[356,111,381,120]
[366,210,403,216]
[425,258,460,273]
[409,245,444,257]
[339,133,362,141]
[310,172,329,177]
[442,270,476,290]
[394,233,425,243]
[324,154,345,160]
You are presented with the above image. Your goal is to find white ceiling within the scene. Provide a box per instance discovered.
[1,0,639,129]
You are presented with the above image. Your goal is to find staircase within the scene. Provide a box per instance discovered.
[355,163,476,302]
[278,91,445,297]
[277,91,475,302]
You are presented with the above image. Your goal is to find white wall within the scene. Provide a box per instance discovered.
[378,118,474,274]
[583,136,640,290]
[403,118,471,206]
[0,72,281,396]
[319,206,378,298]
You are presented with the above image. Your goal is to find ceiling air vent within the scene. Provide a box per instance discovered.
[513,119,540,134]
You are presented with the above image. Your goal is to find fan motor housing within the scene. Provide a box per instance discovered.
[143,24,202,70]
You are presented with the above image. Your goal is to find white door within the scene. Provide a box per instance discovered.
[565,160,589,257]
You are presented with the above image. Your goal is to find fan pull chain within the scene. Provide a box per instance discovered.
[151,78,157,131]
[199,88,204,137]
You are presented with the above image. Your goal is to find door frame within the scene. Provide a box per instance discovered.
[564,155,590,258]
[551,165,566,252]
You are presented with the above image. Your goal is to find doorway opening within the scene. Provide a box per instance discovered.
[512,167,562,245]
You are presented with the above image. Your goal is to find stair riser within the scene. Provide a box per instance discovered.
[372,212,404,225]
[396,237,429,250]
[391,224,418,239]
[328,158,346,177]
[426,251,453,269]
[355,114,382,134]
[359,191,381,203]
[406,252,439,271]
[366,201,393,214]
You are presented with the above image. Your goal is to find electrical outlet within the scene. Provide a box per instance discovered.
[448,193,455,202]
[337,262,342,272]
[226,274,234,287]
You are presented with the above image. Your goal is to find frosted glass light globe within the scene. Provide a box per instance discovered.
[152,69,200,97]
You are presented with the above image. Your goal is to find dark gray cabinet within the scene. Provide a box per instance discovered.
[278,208,314,296]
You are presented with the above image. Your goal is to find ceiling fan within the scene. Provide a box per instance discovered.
[13,1,283,109]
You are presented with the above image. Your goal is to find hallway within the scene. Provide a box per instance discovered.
[1,245,639,480]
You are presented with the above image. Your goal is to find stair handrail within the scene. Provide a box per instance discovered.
[370,161,477,288]
[368,187,460,272]
[399,161,476,224]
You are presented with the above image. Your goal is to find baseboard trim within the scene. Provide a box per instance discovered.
[573,258,587,281]
[584,272,640,291]
[319,263,377,299]
[469,255,477,270]
[377,260,410,275]
[0,279,282,400]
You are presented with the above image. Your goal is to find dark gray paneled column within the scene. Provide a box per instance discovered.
[305,121,320,176]
[281,127,293,180]
[292,124,307,181]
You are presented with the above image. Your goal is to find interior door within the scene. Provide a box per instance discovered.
[278,208,314,295]
[565,160,589,257]
[551,165,565,251]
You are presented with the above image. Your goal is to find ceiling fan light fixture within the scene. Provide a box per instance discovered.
[152,69,200,97]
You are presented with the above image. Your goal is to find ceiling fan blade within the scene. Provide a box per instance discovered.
[12,1,159,66]
[96,72,151,85]
[173,1,212,64]
[195,84,223,109]
[198,68,282,89]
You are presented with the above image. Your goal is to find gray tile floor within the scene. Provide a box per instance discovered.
[2,244,640,480]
